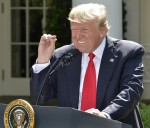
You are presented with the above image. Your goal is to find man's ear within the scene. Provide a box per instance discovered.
[99,27,107,38]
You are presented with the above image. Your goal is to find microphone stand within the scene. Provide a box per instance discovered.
[35,55,64,105]
[35,49,79,105]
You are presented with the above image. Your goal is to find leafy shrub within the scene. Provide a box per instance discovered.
[45,0,72,48]
[139,102,150,128]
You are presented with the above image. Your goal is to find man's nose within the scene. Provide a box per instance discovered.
[76,30,82,39]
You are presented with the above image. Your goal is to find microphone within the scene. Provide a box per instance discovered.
[49,49,80,75]
[35,49,80,105]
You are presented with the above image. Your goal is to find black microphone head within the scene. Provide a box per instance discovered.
[69,48,80,57]
[62,49,80,65]
[53,49,80,72]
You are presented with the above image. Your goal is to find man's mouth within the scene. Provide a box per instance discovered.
[78,41,86,44]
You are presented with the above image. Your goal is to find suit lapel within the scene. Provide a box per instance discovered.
[65,38,119,109]
[96,37,119,108]
[67,53,82,109]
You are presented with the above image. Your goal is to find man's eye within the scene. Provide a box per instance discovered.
[71,29,77,31]
[82,29,88,32]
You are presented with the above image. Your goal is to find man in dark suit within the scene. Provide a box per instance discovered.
[30,3,144,128]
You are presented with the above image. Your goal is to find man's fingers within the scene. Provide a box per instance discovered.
[40,34,56,40]
[84,108,106,118]
[40,34,57,46]
[48,34,57,42]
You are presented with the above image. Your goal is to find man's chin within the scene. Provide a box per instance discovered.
[77,48,89,53]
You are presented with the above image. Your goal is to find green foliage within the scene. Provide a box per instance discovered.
[139,102,150,128]
[45,0,72,48]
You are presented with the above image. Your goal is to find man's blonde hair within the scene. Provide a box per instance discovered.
[68,3,110,30]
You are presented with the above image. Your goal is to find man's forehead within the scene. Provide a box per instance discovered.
[71,20,96,25]
[70,20,98,29]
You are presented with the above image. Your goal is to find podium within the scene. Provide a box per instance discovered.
[0,103,132,128]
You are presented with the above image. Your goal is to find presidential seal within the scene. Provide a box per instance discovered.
[4,99,35,128]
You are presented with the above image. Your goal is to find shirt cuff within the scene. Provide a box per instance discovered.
[32,60,50,73]
[101,112,111,119]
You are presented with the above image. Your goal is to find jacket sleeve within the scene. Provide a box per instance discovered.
[30,64,57,104]
[102,44,145,120]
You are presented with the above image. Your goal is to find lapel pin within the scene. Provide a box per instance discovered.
[110,58,114,62]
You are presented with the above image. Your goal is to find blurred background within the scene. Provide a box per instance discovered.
[0,0,150,127]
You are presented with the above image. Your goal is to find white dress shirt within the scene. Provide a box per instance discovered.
[78,38,106,109]
[32,38,110,118]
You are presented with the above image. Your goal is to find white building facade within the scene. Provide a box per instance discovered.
[0,0,149,100]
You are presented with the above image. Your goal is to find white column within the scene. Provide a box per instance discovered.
[0,0,4,96]
[72,0,122,39]
[140,0,150,100]
[124,0,140,43]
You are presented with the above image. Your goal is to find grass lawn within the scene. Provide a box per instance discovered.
[140,102,150,128]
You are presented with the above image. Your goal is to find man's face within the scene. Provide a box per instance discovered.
[70,20,103,53]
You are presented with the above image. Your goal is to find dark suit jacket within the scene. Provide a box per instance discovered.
[30,36,145,128]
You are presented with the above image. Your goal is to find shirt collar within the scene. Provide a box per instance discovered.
[82,37,106,60]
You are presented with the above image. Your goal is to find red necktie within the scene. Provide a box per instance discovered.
[81,53,96,111]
